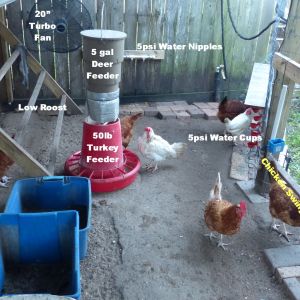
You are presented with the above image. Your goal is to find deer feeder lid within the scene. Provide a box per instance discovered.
[0,0,16,7]
[81,30,127,40]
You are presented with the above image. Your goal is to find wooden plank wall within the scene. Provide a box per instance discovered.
[3,0,276,102]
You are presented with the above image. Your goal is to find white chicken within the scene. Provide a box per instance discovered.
[138,127,187,172]
[224,108,254,136]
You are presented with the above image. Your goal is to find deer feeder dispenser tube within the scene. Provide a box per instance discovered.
[64,30,141,192]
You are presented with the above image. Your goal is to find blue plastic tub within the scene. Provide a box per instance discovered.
[4,176,92,259]
[0,211,80,299]
[268,138,285,154]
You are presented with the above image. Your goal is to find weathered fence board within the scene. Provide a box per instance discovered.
[3,0,276,102]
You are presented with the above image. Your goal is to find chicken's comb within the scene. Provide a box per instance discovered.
[239,201,247,212]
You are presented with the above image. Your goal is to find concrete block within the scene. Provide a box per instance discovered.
[119,109,131,116]
[276,266,300,282]
[157,110,176,120]
[230,152,249,181]
[130,108,144,115]
[193,102,212,109]
[175,111,190,119]
[173,100,188,106]
[186,107,205,118]
[157,106,171,112]
[283,278,300,300]
[207,102,219,109]
[144,107,158,117]
[155,102,174,107]
[264,245,300,272]
[236,180,268,203]
[202,108,218,120]
[170,105,189,112]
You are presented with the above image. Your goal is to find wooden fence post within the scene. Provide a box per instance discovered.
[255,0,300,195]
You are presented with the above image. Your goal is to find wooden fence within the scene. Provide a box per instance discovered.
[3,0,276,102]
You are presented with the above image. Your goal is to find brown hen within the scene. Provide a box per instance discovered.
[204,172,247,250]
[268,159,300,241]
[0,149,13,188]
[120,112,143,148]
[217,96,247,123]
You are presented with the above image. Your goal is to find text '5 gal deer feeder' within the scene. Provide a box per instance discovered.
[65,30,141,192]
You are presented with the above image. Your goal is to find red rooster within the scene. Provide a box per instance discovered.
[120,112,143,148]
[204,172,247,250]
[217,96,247,123]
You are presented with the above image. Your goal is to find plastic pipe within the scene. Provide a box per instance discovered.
[271,84,288,139]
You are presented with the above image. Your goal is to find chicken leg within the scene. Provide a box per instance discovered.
[270,218,281,233]
[145,161,158,173]
[217,234,230,251]
[204,232,218,241]
[279,223,293,242]
[0,176,11,188]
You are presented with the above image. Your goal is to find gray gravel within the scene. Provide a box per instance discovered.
[0,109,294,300]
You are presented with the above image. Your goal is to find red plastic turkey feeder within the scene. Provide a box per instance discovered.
[65,119,140,192]
[65,29,141,192]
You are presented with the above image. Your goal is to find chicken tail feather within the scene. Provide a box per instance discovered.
[130,112,143,122]
[209,172,222,200]
[171,143,187,158]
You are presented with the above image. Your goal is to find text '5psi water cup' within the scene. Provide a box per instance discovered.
[81,29,127,93]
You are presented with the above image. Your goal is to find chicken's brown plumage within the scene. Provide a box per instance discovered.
[120,112,143,148]
[204,172,247,249]
[0,150,13,176]
[217,96,247,123]
[205,199,245,235]
[269,161,300,228]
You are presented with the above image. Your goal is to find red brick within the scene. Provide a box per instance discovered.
[157,110,176,119]
[202,108,218,120]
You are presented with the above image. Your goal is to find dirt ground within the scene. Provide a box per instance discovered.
[0,108,296,300]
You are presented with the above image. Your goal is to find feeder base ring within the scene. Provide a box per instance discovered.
[64,149,141,192]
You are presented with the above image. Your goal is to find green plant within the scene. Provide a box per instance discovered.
[286,100,300,184]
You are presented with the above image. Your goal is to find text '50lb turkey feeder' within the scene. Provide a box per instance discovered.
[65,30,140,192]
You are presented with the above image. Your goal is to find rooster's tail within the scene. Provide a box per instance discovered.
[171,143,187,158]
[209,172,222,200]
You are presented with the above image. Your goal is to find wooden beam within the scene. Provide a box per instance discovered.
[255,0,300,195]
[273,52,300,84]
[14,70,46,144]
[0,49,19,82]
[0,20,82,115]
[48,94,66,175]
[0,7,13,104]
[124,50,165,60]
[269,155,300,197]
[0,127,50,176]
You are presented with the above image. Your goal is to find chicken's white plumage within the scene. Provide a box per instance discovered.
[224,108,254,136]
[138,127,187,171]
